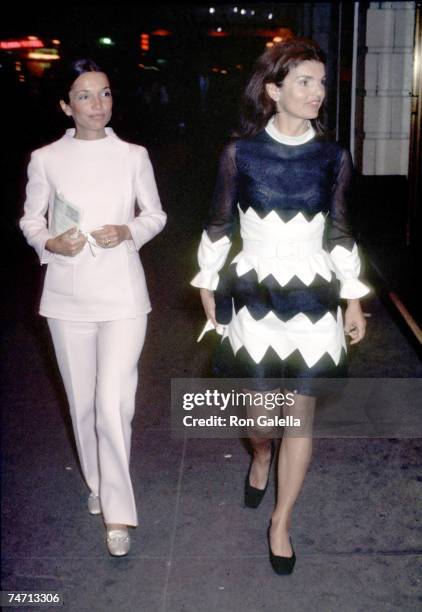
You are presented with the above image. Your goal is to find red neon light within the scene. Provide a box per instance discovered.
[0,39,44,50]
[151,29,171,37]
[140,33,150,51]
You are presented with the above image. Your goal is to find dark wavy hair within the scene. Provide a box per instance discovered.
[236,38,326,138]
[56,58,104,103]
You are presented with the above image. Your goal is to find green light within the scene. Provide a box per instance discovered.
[99,37,114,46]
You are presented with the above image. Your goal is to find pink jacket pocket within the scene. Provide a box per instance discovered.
[44,257,75,296]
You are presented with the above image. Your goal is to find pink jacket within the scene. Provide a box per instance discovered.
[20,128,167,321]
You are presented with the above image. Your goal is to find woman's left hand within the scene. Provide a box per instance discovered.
[344,299,367,345]
[91,225,132,249]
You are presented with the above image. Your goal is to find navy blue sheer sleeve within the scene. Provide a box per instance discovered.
[191,142,238,290]
[325,148,370,299]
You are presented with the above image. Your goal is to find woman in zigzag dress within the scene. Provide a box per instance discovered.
[191,38,369,575]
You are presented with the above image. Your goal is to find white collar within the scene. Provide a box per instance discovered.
[65,126,115,140]
[265,117,315,145]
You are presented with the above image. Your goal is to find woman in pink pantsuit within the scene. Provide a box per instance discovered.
[20,59,166,556]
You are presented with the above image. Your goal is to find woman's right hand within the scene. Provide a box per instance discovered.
[199,288,218,328]
[45,227,87,257]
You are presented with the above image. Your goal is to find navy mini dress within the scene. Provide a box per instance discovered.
[191,119,369,394]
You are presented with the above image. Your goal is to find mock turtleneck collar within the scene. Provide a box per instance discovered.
[265,117,315,145]
[64,126,115,142]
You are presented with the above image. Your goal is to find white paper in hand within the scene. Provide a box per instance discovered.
[51,192,83,236]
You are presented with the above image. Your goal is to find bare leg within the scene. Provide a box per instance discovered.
[270,391,315,556]
[245,389,279,489]
[248,435,273,488]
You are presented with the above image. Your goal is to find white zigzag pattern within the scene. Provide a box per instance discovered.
[232,251,334,287]
[232,207,333,287]
[191,204,369,298]
[223,305,347,368]
[239,206,326,237]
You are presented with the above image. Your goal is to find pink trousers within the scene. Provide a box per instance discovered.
[47,316,147,526]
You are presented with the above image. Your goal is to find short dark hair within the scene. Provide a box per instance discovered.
[56,58,104,103]
[237,38,326,138]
